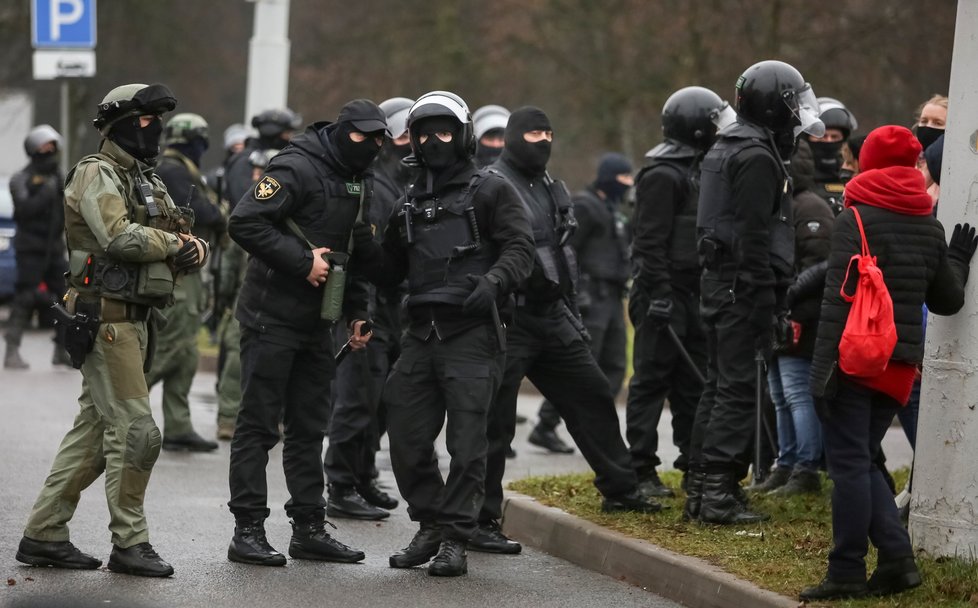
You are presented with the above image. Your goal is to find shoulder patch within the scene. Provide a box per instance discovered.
[806,220,821,233]
[255,176,281,200]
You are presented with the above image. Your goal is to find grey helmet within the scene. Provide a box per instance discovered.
[379,97,414,140]
[473,104,510,140]
[24,124,63,156]
[93,83,177,134]
[251,108,302,139]
[815,97,858,139]
[164,113,209,146]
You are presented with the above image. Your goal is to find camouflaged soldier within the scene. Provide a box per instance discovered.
[15,83,209,578]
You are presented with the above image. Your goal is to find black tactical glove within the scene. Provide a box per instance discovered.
[463,274,498,317]
[173,235,209,273]
[351,222,375,249]
[646,298,673,328]
[948,223,978,266]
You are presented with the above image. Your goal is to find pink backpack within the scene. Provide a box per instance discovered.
[838,207,898,377]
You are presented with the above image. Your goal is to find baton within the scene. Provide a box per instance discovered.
[335,321,372,365]
[753,350,766,484]
[664,325,706,385]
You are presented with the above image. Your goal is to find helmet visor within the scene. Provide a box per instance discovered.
[710,103,737,133]
[790,85,825,139]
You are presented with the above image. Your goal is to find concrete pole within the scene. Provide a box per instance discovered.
[243,0,291,124]
[909,0,978,559]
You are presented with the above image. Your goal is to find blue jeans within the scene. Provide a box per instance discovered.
[767,356,822,471]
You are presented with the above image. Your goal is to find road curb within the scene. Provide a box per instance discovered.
[501,492,797,608]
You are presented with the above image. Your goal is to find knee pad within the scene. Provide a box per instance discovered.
[125,415,162,471]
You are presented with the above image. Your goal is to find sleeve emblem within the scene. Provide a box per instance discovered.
[255,176,281,200]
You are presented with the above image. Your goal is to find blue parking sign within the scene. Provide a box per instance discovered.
[32,0,97,48]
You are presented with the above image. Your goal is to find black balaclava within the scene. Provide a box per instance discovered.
[808,140,843,182]
[330,122,383,175]
[111,115,164,162]
[30,150,59,175]
[171,138,209,167]
[593,152,633,203]
[501,106,552,176]
[475,127,505,167]
[915,126,944,152]
[413,116,461,171]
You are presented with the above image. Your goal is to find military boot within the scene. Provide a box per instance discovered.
[289,518,364,563]
[355,479,399,510]
[327,484,390,520]
[389,523,442,568]
[16,537,101,569]
[682,471,705,522]
[636,469,675,498]
[4,342,29,370]
[163,430,219,452]
[768,469,821,496]
[528,426,574,454]
[746,466,790,493]
[468,520,521,554]
[601,489,662,514]
[867,556,922,596]
[698,473,769,525]
[428,539,467,577]
[227,520,286,566]
[107,543,174,577]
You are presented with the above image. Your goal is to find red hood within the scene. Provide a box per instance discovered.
[844,167,933,216]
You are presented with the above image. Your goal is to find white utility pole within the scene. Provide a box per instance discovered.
[244,0,291,124]
[909,0,978,558]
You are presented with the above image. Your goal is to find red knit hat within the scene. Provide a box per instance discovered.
[859,125,922,171]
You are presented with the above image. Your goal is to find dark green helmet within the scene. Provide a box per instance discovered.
[164,113,209,146]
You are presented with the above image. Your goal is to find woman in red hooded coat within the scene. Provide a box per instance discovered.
[802,126,977,601]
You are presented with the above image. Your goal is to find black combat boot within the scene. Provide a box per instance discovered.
[746,466,790,493]
[769,469,821,496]
[601,489,662,514]
[327,484,390,520]
[528,426,574,454]
[16,537,101,569]
[800,577,869,601]
[682,471,705,522]
[389,523,442,568]
[227,520,286,566]
[162,430,219,452]
[428,539,467,577]
[636,469,675,498]
[698,473,769,525]
[356,479,399,510]
[867,556,922,596]
[107,543,174,577]
[468,520,521,554]
[289,518,364,563]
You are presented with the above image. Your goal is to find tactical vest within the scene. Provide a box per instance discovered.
[160,148,222,242]
[576,188,630,284]
[65,151,188,308]
[405,171,495,307]
[640,156,701,273]
[697,123,794,279]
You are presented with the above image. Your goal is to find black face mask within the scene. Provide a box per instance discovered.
[171,139,209,167]
[413,117,461,171]
[596,179,630,203]
[330,123,382,175]
[808,140,843,181]
[475,143,503,167]
[503,106,553,176]
[915,125,944,151]
[111,116,164,161]
[30,151,59,175]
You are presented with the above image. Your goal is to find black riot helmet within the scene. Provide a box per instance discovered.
[251,108,302,142]
[735,60,824,138]
[406,91,475,162]
[93,83,177,134]
[815,97,858,140]
[661,86,736,151]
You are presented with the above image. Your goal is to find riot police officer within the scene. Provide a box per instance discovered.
[5,125,70,369]
[808,97,858,214]
[16,83,204,577]
[352,91,534,577]
[530,152,634,453]
[472,104,510,167]
[686,61,824,525]
[149,112,227,452]
[627,87,734,498]
[225,99,387,567]
[471,106,660,557]
[224,107,302,208]
[322,97,414,520]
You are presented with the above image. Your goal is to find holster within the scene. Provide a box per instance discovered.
[50,303,100,370]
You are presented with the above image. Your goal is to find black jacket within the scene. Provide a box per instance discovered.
[572,187,630,287]
[9,162,64,257]
[156,149,226,243]
[229,122,370,345]
[809,203,967,397]
[359,160,533,340]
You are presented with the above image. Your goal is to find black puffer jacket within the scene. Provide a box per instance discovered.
[9,162,65,256]
[809,203,967,397]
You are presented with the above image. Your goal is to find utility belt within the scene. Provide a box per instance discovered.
[73,254,174,307]
[66,289,152,323]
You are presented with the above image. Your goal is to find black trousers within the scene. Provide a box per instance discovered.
[688,272,759,476]
[228,327,333,522]
[324,324,396,488]
[626,287,705,474]
[823,379,911,581]
[482,307,636,523]
[5,252,67,346]
[384,323,502,541]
